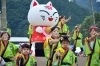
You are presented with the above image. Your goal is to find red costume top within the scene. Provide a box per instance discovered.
[31,26,46,42]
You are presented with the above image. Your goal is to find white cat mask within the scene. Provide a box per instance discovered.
[28,0,59,27]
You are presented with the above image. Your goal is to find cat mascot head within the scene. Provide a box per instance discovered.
[28,0,59,27]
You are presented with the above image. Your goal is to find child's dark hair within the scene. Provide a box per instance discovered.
[60,35,70,43]
[21,44,30,49]
[0,32,10,40]
[59,16,65,21]
[50,26,60,33]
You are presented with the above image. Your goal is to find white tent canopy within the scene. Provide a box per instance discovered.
[96,0,100,2]
[9,37,29,42]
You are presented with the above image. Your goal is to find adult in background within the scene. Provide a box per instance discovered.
[84,26,100,66]
[72,25,84,56]
[58,15,71,37]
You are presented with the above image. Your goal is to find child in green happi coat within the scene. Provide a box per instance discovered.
[52,35,77,66]
[16,44,37,66]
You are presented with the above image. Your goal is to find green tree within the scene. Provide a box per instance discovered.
[0,0,1,11]
[80,12,100,40]
[6,0,90,37]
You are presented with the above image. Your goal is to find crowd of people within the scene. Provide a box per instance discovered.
[0,15,100,66]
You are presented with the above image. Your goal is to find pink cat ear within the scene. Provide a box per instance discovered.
[46,1,53,6]
[30,0,39,8]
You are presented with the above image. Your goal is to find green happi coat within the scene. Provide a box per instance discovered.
[58,22,69,35]
[52,49,76,66]
[27,24,33,43]
[44,38,61,66]
[27,24,33,35]
[84,37,100,66]
[24,56,36,66]
[72,30,83,47]
[16,55,36,66]
[0,41,18,66]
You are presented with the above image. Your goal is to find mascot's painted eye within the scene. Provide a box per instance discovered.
[41,15,45,21]
[40,10,50,15]
[55,17,58,22]
[53,12,58,16]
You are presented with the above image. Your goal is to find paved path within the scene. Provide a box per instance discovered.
[36,57,87,66]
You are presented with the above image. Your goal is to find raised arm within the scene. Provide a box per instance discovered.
[49,39,59,45]
[88,32,100,42]
[64,15,71,23]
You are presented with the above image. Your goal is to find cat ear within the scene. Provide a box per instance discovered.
[30,0,39,9]
[46,1,53,6]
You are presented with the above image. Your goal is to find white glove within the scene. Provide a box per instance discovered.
[0,57,1,62]
[36,26,43,33]
[0,57,6,66]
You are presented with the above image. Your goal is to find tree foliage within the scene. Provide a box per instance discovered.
[76,0,100,12]
[0,0,1,11]
[2,0,90,37]
[80,12,100,39]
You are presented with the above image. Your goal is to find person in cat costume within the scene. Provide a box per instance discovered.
[84,26,100,66]
[28,0,59,56]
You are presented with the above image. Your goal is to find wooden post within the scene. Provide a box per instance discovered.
[1,0,7,31]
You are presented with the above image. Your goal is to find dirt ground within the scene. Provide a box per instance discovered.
[36,57,87,66]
